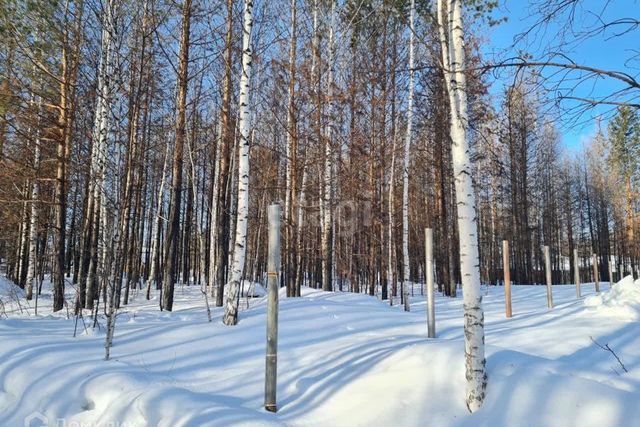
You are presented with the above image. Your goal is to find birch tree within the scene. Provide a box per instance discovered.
[284,0,298,297]
[83,0,118,311]
[437,0,487,411]
[223,0,254,326]
[321,0,336,293]
[401,0,415,312]
[25,89,42,301]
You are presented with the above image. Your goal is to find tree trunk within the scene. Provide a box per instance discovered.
[161,0,191,311]
[284,0,298,297]
[223,0,254,325]
[214,0,235,307]
[401,0,415,312]
[321,0,336,293]
[438,0,486,411]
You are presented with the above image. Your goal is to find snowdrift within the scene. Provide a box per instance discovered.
[585,275,640,321]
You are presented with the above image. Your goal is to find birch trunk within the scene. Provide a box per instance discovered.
[294,159,307,296]
[321,0,336,292]
[438,0,486,412]
[284,0,298,297]
[16,190,30,287]
[25,95,42,301]
[223,0,254,325]
[85,0,117,310]
[401,0,415,312]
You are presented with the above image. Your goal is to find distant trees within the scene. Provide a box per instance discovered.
[0,0,635,331]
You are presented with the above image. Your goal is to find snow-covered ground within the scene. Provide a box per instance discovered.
[1,276,639,427]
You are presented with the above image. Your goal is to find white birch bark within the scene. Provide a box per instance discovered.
[284,0,298,296]
[321,0,336,292]
[86,0,117,307]
[16,186,29,286]
[98,1,119,283]
[401,0,415,312]
[223,0,254,325]
[25,95,42,301]
[284,0,297,227]
[24,48,43,300]
[295,158,308,294]
[437,0,486,412]
[312,0,323,290]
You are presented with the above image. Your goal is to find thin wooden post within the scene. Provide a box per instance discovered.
[503,240,512,318]
[573,248,581,298]
[592,253,600,293]
[425,228,435,338]
[264,204,280,413]
[543,246,553,309]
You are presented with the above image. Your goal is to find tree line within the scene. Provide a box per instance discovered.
[2,0,639,312]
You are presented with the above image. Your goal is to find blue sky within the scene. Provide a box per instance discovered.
[481,0,639,153]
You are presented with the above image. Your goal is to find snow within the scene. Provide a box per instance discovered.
[1,277,639,426]
[585,275,640,321]
[240,281,267,298]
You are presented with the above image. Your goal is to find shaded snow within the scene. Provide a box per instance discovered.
[1,277,639,426]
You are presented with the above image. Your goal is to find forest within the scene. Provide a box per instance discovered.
[1,0,640,421]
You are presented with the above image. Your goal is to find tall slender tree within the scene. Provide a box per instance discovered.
[401,0,416,311]
[161,0,192,311]
[223,0,254,326]
[438,0,487,411]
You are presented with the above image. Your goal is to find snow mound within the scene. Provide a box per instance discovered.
[585,275,640,321]
[0,276,23,296]
[240,281,266,297]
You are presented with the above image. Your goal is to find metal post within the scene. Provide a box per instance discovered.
[425,228,435,338]
[503,240,512,318]
[573,249,581,298]
[543,246,553,309]
[265,204,280,412]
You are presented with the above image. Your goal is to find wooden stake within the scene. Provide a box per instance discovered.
[593,253,600,293]
[543,246,553,309]
[265,204,280,413]
[503,240,512,318]
[574,249,581,298]
[425,228,436,337]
